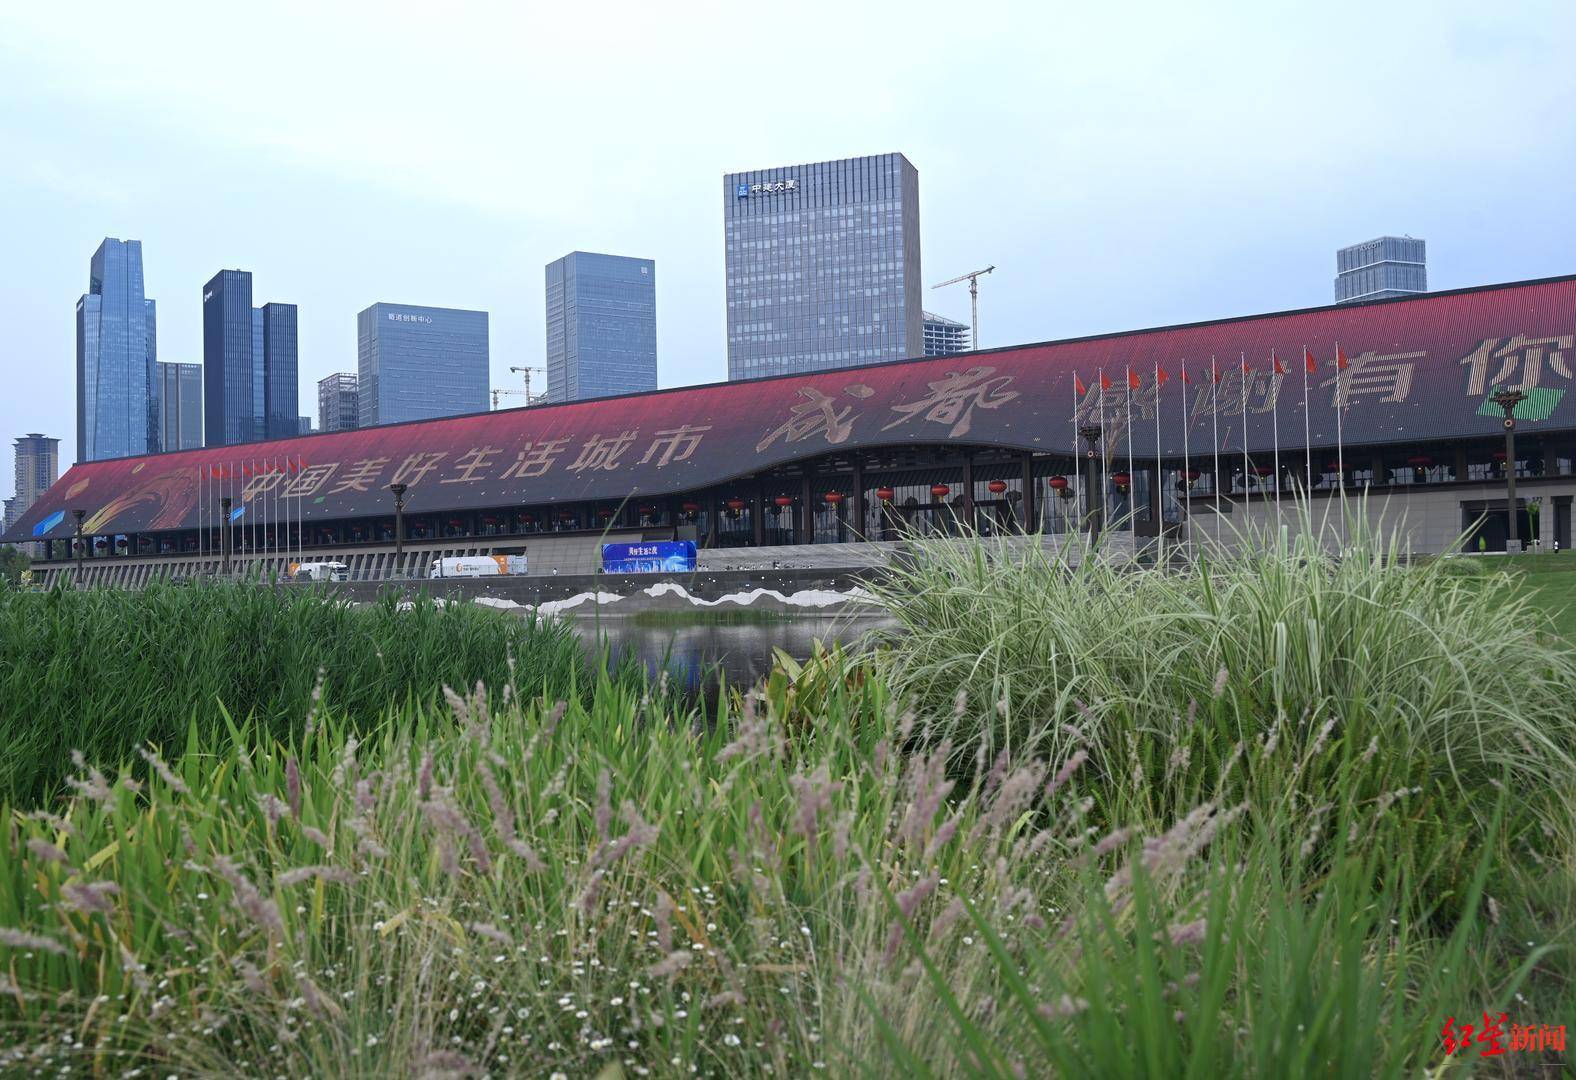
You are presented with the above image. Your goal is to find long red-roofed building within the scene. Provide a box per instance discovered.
[8,274,1576,584]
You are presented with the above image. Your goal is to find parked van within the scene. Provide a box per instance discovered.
[430,555,528,579]
[290,561,349,582]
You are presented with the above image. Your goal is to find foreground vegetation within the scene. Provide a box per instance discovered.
[1,526,1572,1075]
[0,584,585,802]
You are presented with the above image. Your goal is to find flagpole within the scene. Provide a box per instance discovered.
[1272,352,1282,521]
[1153,361,1163,559]
[1181,360,1192,551]
[1125,367,1135,533]
[1097,369,1109,534]
[1302,346,1313,496]
[1211,356,1221,538]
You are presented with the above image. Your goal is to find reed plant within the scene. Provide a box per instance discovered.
[0,581,587,802]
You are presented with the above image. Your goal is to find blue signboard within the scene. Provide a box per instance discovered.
[602,540,697,574]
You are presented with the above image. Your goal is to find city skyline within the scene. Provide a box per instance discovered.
[3,2,1574,501]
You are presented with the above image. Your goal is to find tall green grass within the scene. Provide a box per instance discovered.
[0,581,587,802]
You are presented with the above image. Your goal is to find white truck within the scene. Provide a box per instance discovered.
[430,554,528,579]
[290,561,349,582]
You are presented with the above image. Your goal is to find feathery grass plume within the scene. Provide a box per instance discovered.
[275,866,354,888]
[0,928,68,955]
[300,826,331,849]
[256,793,288,827]
[788,763,842,840]
[884,872,940,965]
[897,741,954,847]
[233,958,268,995]
[1164,918,1208,946]
[65,751,113,806]
[23,809,75,836]
[302,665,327,740]
[25,838,69,865]
[1045,749,1088,801]
[284,756,302,818]
[212,854,283,933]
[137,746,190,795]
[62,880,120,914]
[1038,995,1089,1019]
[593,768,613,841]
[464,922,512,946]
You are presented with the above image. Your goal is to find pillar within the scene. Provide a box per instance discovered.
[799,472,815,544]
[961,454,975,534]
[850,458,866,541]
[752,485,765,547]
[1021,452,1037,534]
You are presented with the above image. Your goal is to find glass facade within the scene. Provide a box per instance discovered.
[157,362,204,450]
[1335,236,1427,303]
[76,238,158,461]
[357,303,489,425]
[203,269,255,446]
[724,153,923,379]
[544,252,657,402]
[261,302,299,439]
[317,372,360,432]
[922,310,971,356]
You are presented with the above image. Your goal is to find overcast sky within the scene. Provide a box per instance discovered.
[3,0,1573,497]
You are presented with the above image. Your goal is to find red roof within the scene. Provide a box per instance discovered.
[9,275,1576,541]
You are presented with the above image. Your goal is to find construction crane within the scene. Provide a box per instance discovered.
[931,265,995,351]
[492,365,546,410]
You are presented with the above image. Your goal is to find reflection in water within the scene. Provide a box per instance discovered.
[572,615,895,693]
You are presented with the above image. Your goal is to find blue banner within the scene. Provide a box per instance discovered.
[602,540,697,574]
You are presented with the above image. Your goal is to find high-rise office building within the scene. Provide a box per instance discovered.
[923,311,971,356]
[317,372,360,432]
[545,252,657,402]
[8,433,59,555]
[261,303,299,439]
[156,362,203,450]
[723,153,922,379]
[356,303,489,426]
[251,307,265,438]
[1335,236,1427,303]
[77,238,158,461]
[203,269,254,446]
[297,416,313,435]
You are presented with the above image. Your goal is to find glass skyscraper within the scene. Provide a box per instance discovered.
[723,153,922,380]
[203,269,254,446]
[76,238,159,461]
[357,303,489,425]
[544,252,657,402]
[261,302,299,439]
[1335,236,1427,303]
[157,362,203,450]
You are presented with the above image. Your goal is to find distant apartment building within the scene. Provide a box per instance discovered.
[724,153,923,379]
[545,251,657,402]
[156,362,203,450]
[922,311,971,356]
[317,372,360,432]
[357,303,489,425]
[77,238,158,461]
[7,433,59,554]
[1335,236,1427,303]
[298,416,313,435]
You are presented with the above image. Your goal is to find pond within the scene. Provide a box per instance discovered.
[570,612,896,692]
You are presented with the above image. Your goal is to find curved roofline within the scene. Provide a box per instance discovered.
[68,271,1576,469]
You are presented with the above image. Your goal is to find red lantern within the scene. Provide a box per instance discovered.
[1406,455,1432,469]
[1180,468,1201,483]
[681,501,700,514]
[1111,472,1131,491]
[726,498,746,512]
[1253,464,1275,477]
[930,484,951,499]
[559,509,575,520]
[1047,475,1069,491]
[448,517,464,526]
[521,514,534,525]
[598,508,614,519]
[824,491,844,504]
[1492,449,1508,462]
[875,487,895,502]
[987,480,1008,494]
[774,495,794,508]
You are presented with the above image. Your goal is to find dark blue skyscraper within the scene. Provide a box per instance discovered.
[251,307,265,438]
[204,270,254,446]
[261,303,299,439]
[76,238,159,461]
[357,303,489,425]
[544,252,657,402]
